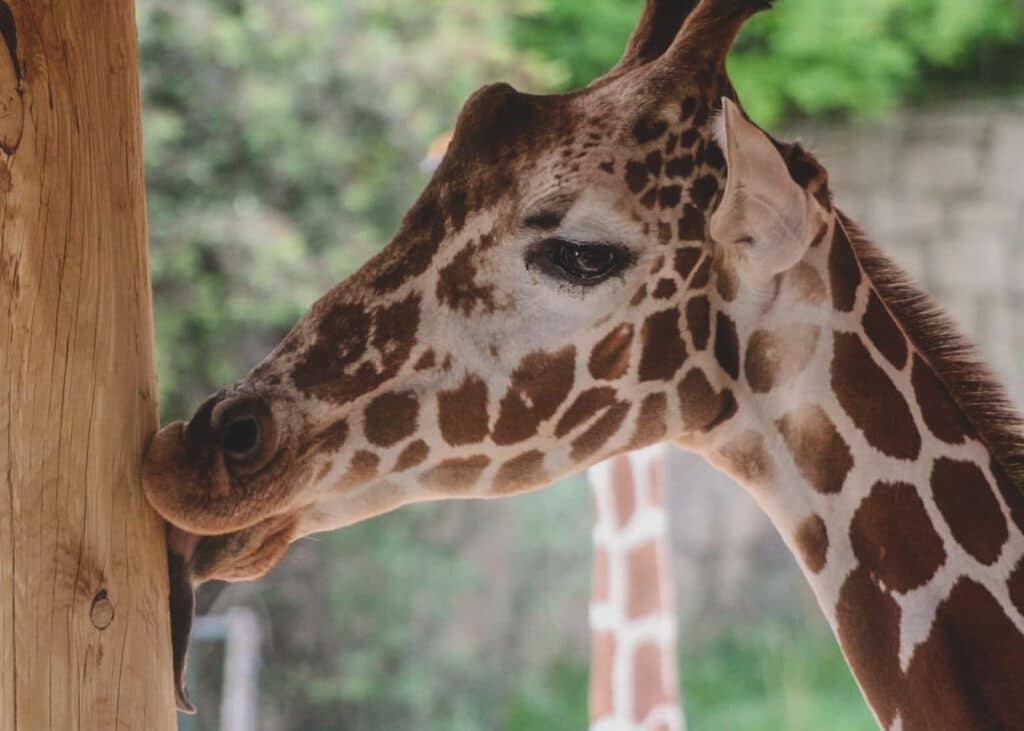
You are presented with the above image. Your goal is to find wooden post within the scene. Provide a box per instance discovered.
[0,2,177,729]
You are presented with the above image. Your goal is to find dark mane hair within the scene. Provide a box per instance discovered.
[838,211,1024,491]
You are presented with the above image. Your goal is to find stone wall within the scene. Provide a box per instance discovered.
[669,98,1024,633]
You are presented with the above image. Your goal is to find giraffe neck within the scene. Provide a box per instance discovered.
[588,447,684,731]
[691,213,1024,731]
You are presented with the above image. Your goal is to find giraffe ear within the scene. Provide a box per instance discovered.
[709,98,827,277]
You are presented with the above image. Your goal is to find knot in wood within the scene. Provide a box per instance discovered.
[90,589,115,630]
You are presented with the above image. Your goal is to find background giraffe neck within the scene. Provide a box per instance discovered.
[588,447,684,731]
[700,213,1024,730]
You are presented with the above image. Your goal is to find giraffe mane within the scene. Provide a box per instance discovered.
[841,210,1024,492]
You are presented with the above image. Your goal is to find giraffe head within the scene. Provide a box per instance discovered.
[145,0,833,585]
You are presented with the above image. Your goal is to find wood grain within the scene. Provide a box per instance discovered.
[0,2,176,728]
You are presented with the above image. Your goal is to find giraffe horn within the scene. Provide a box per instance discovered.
[666,0,773,68]
[609,0,700,74]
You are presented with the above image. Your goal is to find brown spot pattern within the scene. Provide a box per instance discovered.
[589,324,634,381]
[717,431,774,488]
[638,310,687,383]
[436,244,497,316]
[363,391,419,447]
[421,455,491,493]
[863,291,908,369]
[626,543,662,618]
[572,402,631,462]
[492,346,575,445]
[789,262,826,305]
[832,332,921,460]
[835,567,902,729]
[633,642,670,723]
[589,631,615,720]
[394,440,429,472]
[795,514,829,573]
[829,223,861,312]
[850,481,946,593]
[901,578,1024,731]
[652,278,677,299]
[337,450,380,492]
[674,247,702,281]
[930,458,1007,565]
[744,324,820,394]
[438,376,489,446]
[677,369,725,432]
[556,387,618,438]
[714,311,740,380]
[685,296,710,351]
[776,405,853,495]
[493,450,547,495]
[1010,557,1024,618]
[911,355,970,445]
[629,392,668,449]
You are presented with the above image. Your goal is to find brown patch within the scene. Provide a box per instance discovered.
[336,450,380,491]
[493,450,547,494]
[704,390,737,432]
[714,262,739,302]
[685,296,710,350]
[689,257,712,289]
[414,350,436,371]
[556,387,618,438]
[572,401,631,463]
[829,222,861,312]
[850,481,946,593]
[638,309,687,383]
[629,392,668,449]
[713,311,740,380]
[589,630,615,720]
[626,542,662,618]
[421,455,491,493]
[911,355,971,445]
[677,205,705,241]
[789,262,826,305]
[832,332,921,460]
[625,161,649,193]
[901,578,1024,731]
[630,284,648,306]
[394,440,429,472]
[657,221,673,245]
[717,431,774,488]
[863,290,908,369]
[492,346,576,445]
[1010,557,1024,618]
[666,154,694,179]
[436,244,497,316]
[794,514,829,573]
[589,324,634,381]
[674,246,702,281]
[930,458,1008,566]
[744,324,820,394]
[991,457,1024,537]
[438,376,490,446]
[363,391,419,447]
[610,456,636,528]
[652,278,677,299]
[835,567,903,729]
[370,192,445,293]
[658,185,682,209]
[591,544,609,603]
[689,174,719,209]
[633,642,670,723]
[677,369,729,432]
[776,405,853,495]
[299,419,349,460]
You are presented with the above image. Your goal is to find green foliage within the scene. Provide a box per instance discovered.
[512,0,1023,125]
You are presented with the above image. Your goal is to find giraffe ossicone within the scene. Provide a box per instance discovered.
[144,1,1024,727]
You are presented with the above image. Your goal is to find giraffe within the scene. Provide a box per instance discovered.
[588,447,685,731]
[142,0,1024,727]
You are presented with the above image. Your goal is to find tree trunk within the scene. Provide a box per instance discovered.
[0,2,176,729]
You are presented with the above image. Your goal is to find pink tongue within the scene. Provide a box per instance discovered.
[167,525,201,560]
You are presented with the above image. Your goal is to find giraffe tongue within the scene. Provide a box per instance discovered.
[167,526,198,714]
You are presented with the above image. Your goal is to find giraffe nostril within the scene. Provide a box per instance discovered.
[222,415,261,461]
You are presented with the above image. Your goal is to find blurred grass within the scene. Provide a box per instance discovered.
[503,621,876,731]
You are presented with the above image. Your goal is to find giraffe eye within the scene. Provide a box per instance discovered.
[531,238,632,285]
